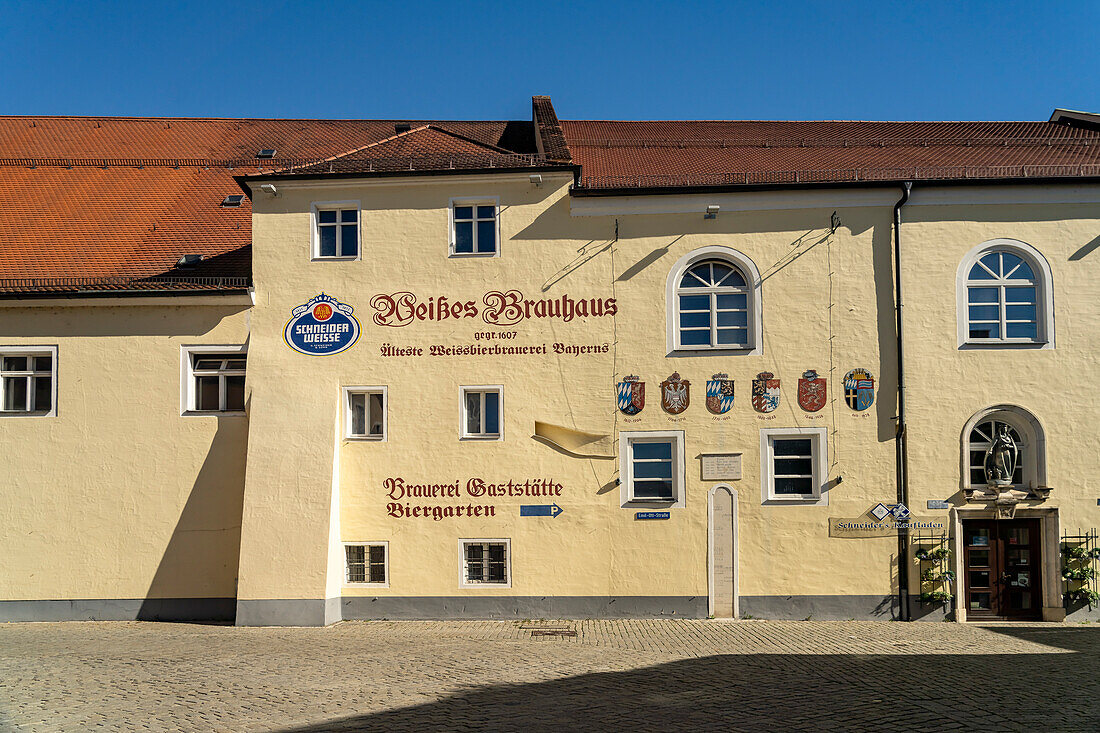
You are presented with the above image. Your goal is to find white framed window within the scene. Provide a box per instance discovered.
[961,405,1046,491]
[343,386,387,440]
[311,200,360,260]
[344,542,388,586]
[461,385,502,440]
[450,198,499,256]
[666,246,762,355]
[460,539,511,587]
[619,430,686,508]
[0,346,57,417]
[956,239,1054,349]
[181,345,246,415]
[760,427,828,505]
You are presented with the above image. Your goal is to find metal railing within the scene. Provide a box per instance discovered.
[0,276,251,292]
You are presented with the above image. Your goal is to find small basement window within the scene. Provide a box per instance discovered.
[221,195,245,207]
[461,540,510,587]
[344,542,388,585]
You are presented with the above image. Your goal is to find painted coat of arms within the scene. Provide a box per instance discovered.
[844,368,875,411]
[660,372,691,414]
[705,374,735,415]
[616,376,645,416]
[797,370,826,412]
[751,372,780,413]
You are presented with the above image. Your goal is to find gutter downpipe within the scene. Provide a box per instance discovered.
[893,181,913,622]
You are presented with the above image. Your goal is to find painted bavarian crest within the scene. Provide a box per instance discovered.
[284,293,361,356]
[616,376,645,416]
[751,372,780,413]
[660,372,691,414]
[843,368,875,411]
[797,370,826,412]
[706,374,735,415]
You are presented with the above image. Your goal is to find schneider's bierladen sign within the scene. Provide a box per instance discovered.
[829,517,948,538]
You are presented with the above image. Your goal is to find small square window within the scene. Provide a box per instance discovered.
[460,540,510,587]
[451,200,498,256]
[0,346,57,417]
[345,387,387,440]
[344,542,388,586]
[313,202,359,259]
[760,427,828,504]
[461,386,501,439]
[221,195,245,207]
[619,431,685,507]
[182,346,246,415]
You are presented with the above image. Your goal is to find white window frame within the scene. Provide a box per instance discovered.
[666,246,763,356]
[310,200,361,261]
[342,541,389,587]
[343,386,387,441]
[460,385,503,440]
[0,345,57,418]
[459,538,511,588]
[956,238,1055,349]
[960,405,1046,491]
[180,344,247,416]
[618,430,686,508]
[449,197,500,258]
[760,427,828,506]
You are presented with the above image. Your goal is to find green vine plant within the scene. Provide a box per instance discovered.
[920,590,951,604]
[1062,566,1096,582]
[921,568,955,583]
[1062,545,1088,560]
[915,548,933,562]
[929,547,952,561]
[1067,588,1100,605]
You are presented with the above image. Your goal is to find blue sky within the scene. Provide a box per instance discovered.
[1,0,1096,121]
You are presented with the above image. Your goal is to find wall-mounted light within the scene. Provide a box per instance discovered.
[705,204,720,219]
[259,184,278,196]
[529,174,543,187]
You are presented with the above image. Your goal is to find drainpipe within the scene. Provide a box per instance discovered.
[893,181,913,621]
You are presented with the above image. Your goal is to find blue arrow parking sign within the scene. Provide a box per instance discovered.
[520,504,563,518]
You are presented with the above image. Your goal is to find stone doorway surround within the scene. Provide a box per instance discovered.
[950,505,1064,622]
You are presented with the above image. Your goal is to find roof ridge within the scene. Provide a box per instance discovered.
[563,119,1052,124]
[0,115,527,123]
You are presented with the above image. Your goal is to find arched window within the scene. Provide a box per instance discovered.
[957,239,1054,348]
[666,246,762,354]
[961,405,1046,492]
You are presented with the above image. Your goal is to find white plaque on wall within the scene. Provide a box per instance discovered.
[700,453,742,481]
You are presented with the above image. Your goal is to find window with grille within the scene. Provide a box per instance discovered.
[462,540,509,586]
[967,418,1027,488]
[184,347,246,414]
[451,200,498,255]
[760,428,827,503]
[462,386,501,439]
[345,387,386,440]
[345,543,387,585]
[0,348,56,416]
[313,202,359,259]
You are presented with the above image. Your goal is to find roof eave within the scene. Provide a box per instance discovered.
[236,163,579,194]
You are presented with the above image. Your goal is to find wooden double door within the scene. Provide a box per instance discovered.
[963,519,1042,620]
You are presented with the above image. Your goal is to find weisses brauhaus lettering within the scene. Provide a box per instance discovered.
[370,290,617,327]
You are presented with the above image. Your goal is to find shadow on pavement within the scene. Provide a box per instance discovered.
[277,626,1100,732]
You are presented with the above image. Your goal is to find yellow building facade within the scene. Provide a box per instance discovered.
[1,101,1098,624]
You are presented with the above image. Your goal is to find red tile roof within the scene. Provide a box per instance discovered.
[0,116,539,292]
[562,120,1100,190]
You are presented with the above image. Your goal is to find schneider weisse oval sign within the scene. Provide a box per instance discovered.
[284,294,361,356]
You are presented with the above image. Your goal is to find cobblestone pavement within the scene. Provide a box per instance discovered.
[2,619,1099,732]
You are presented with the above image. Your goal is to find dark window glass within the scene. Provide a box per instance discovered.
[3,356,27,371]
[680,330,711,346]
[969,324,999,339]
[3,376,27,410]
[465,391,481,434]
[340,225,358,257]
[350,393,366,435]
[477,205,495,219]
[454,206,473,220]
[368,545,386,583]
[679,312,710,329]
[476,220,496,253]
[196,376,220,411]
[773,439,812,457]
[454,221,474,253]
[346,545,366,583]
[340,209,357,223]
[33,376,51,411]
[319,227,337,257]
[773,476,814,494]
[484,391,499,434]
[632,441,672,461]
[225,376,245,411]
[34,356,52,372]
[318,210,337,224]
[368,393,384,436]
